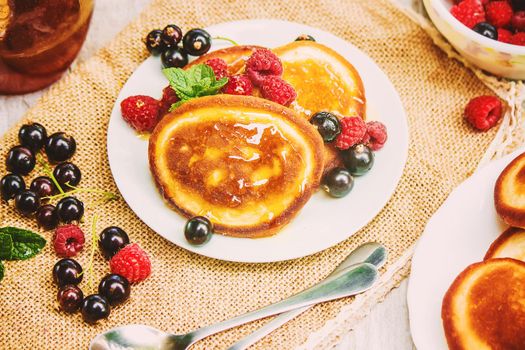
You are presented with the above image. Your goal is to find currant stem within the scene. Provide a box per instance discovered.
[37,154,65,194]
[213,36,238,46]
[87,214,98,293]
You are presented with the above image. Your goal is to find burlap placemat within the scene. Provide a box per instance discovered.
[0,0,500,348]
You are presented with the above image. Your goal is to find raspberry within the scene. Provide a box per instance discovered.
[511,32,525,45]
[464,95,503,131]
[335,117,367,150]
[205,58,228,79]
[53,225,85,257]
[109,243,151,283]
[498,28,513,43]
[222,74,253,96]
[364,121,388,151]
[245,48,283,86]
[485,1,513,27]
[158,86,179,117]
[450,0,486,28]
[259,76,297,106]
[512,11,525,31]
[120,95,160,132]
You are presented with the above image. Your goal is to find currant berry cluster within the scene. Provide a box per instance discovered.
[53,226,150,324]
[145,24,212,68]
[1,123,83,230]
[308,112,388,199]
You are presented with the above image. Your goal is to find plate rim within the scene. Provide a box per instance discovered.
[106,19,409,263]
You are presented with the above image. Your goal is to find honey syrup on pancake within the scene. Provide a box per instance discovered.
[164,118,306,209]
[283,59,365,117]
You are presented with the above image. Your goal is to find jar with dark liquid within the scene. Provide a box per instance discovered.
[0,0,93,94]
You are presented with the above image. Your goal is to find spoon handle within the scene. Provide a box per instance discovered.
[227,243,387,350]
[190,262,378,343]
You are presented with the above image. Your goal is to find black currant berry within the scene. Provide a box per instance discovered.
[161,24,183,46]
[57,284,84,313]
[45,132,76,163]
[56,196,84,223]
[36,204,59,230]
[182,28,211,56]
[81,294,110,324]
[99,226,130,260]
[0,173,25,201]
[6,145,35,175]
[14,190,40,216]
[30,176,57,199]
[321,167,354,198]
[52,258,83,286]
[18,122,47,152]
[161,47,189,68]
[145,29,166,55]
[309,112,341,142]
[184,216,213,245]
[473,22,498,40]
[98,274,131,306]
[53,162,81,189]
[341,144,374,176]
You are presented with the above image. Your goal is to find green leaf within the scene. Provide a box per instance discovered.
[0,227,46,261]
[0,261,4,282]
[0,233,13,260]
[162,64,229,108]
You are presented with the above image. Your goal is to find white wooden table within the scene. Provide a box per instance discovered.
[0,1,416,348]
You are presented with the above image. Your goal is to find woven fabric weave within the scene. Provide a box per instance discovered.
[0,0,497,348]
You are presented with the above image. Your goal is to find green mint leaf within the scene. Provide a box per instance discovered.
[0,261,4,282]
[162,64,229,107]
[0,227,46,261]
[0,233,13,260]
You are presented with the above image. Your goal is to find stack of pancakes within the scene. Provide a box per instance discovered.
[442,152,525,349]
[149,41,365,237]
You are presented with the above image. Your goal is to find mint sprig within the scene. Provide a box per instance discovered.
[0,227,46,283]
[162,64,228,110]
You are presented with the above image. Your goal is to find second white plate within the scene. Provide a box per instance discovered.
[107,19,409,263]
[407,148,525,349]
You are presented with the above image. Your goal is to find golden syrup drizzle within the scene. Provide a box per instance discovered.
[165,119,304,208]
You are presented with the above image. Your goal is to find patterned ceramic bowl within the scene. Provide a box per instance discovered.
[423,0,525,79]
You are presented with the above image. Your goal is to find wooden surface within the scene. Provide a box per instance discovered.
[0,1,416,348]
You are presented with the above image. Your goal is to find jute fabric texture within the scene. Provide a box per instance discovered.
[0,0,499,348]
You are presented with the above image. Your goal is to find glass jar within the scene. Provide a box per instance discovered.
[0,0,94,94]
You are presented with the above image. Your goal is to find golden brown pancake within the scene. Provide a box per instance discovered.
[495,152,525,228]
[188,43,366,174]
[442,258,525,350]
[485,227,525,261]
[149,95,324,238]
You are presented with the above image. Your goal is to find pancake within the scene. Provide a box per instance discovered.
[495,152,525,227]
[188,42,366,173]
[485,227,525,261]
[442,258,525,350]
[149,94,324,238]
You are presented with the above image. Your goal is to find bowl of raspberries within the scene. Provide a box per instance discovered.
[423,0,525,79]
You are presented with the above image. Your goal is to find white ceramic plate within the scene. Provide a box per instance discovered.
[107,19,408,263]
[407,147,525,349]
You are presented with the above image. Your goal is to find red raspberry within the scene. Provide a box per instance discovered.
[222,74,253,96]
[485,1,513,27]
[205,58,228,79]
[259,76,297,106]
[450,0,486,28]
[245,48,283,86]
[53,225,85,257]
[335,117,367,150]
[464,95,503,131]
[110,243,151,283]
[158,86,179,117]
[512,11,525,31]
[363,121,388,151]
[498,28,513,43]
[120,95,160,132]
[511,32,525,45]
